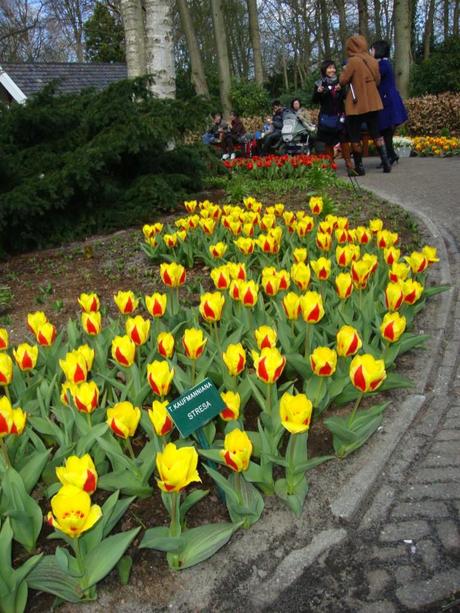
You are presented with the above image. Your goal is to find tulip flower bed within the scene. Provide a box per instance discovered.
[0,194,447,611]
[223,154,337,178]
[412,136,460,157]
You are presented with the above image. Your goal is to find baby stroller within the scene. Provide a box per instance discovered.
[280,111,313,155]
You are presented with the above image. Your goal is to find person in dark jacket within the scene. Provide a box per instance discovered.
[221,111,247,159]
[312,60,347,164]
[202,112,227,145]
[370,39,408,165]
[339,34,392,175]
[260,100,286,155]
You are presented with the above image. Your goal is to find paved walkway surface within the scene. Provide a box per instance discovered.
[266,157,460,612]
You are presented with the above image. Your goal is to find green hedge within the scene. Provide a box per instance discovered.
[0,78,213,254]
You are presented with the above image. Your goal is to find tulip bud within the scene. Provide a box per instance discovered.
[355,226,372,245]
[199,292,225,322]
[148,399,174,436]
[78,293,100,313]
[351,259,373,289]
[261,273,281,296]
[277,269,291,290]
[125,315,151,346]
[147,360,174,397]
[60,350,88,383]
[107,401,141,438]
[335,272,353,299]
[310,346,337,376]
[219,391,241,421]
[114,290,138,315]
[239,281,259,308]
[380,312,407,343]
[111,335,136,367]
[254,325,277,350]
[280,392,313,434]
[402,279,424,305]
[309,196,323,215]
[81,311,102,336]
[290,262,311,291]
[156,443,201,492]
[182,328,207,359]
[160,262,186,288]
[385,282,404,311]
[349,354,387,393]
[222,343,246,376]
[47,485,102,538]
[300,291,325,323]
[422,245,439,264]
[145,293,167,318]
[0,396,26,436]
[234,237,255,255]
[229,280,242,301]
[27,311,48,336]
[405,251,429,274]
[388,262,410,283]
[253,347,286,384]
[228,262,246,281]
[77,344,94,372]
[221,428,252,472]
[72,381,99,414]
[316,232,332,252]
[13,343,38,371]
[296,216,314,237]
[383,247,401,266]
[157,332,175,358]
[209,242,227,259]
[184,200,197,213]
[369,218,384,233]
[377,230,398,249]
[0,328,8,350]
[292,248,308,263]
[282,292,301,320]
[163,233,178,248]
[56,454,98,494]
[311,257,331,281]
[60,382,76,406]
[36,322,57,347]
[336,325,362,357]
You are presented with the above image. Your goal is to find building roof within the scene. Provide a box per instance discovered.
[0,63,128,102]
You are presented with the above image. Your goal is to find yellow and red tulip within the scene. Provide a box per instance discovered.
[111,335,136,367]
[355,226,372,245]
[13,343,38,371]
[199,292,225,322]
[422,245,439,264]
[160,262,186,288]
[383,247,401,266]
[234,237,255,255]
[369,218,384,233]
[296,216,314,237]
[388,262,410,283]
[405,251,429,274]
[47,485,102,538]
[316,231,332,251]
[59,350,88,384]
[72,381,99,414]
[335,272,354,299]
[0,396,26,436]
[77,345,94,372]
[145,293,167,318]
[78,293,100,313]
[148,400,174,436]
[309,196,323,215]
[261,273,281,296]
[126,315,151,346]
[239,281,259,308]
[384,281,404,311]
[182,328,207,360]
[377,230,398,249]
[282,292,301,320]
[349,354,387,393]
[402,279,424,305]
[219,391,241,421]
[221,429,252,472]
[222,343,246,376]
[81,311,102,336]
[156,443,201,492]
[310,346,337,376]
[36,322,57,347]
[56,454,98,494]
[163,233,178,248]
[351,259,373,289]
[228,262,247,281]
[300,291,325,323]
[277,269,290,290]
[293,248,308,263]
[147,360,174,397]
[252,347,286,384]
[336,325,362,357]
[310,257,331,281]
[27,311,48,336]
[107,401,141,438]
[211,266,231,290]
[209,242,227,259]
[254,325,277,350]
[0,328,8,350]
[280,392,313,434]
[291,262,311,291]
[114,290,138,315]
[157,332,175,358]
[380,312,407,343]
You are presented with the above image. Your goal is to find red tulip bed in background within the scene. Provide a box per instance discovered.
[0,194,447,611]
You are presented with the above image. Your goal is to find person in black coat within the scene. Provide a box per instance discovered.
[221,112,247,159]
[312,60,346,160]
[260,100,286,155]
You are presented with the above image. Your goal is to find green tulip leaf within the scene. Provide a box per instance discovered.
[204,465,240,506]
[275,476,309,516]
[140,528,183,552]
[26,555,84,603]
[180,489,209,522]
[175,522,240,569]
[98,470,152,498]
[117,555,133,586]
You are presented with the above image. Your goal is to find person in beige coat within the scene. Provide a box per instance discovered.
[339,34,392,175]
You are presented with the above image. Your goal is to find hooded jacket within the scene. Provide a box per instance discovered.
[339,35,383,116]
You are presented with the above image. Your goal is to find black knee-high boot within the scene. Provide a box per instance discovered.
[377,144,392,173]
[351,145,365,176]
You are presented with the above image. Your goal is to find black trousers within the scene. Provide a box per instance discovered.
[346,111,380,142]
[380,126,397,159]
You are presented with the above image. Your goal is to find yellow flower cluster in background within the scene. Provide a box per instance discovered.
[413,136,460,157]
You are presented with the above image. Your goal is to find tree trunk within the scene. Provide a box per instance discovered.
[319,0,331,56]
[443,0,449,40]
[247,0,264,85]
[454,0,459,36]
[144,0,175,98]
[393,0,411,98]
[210,0,232,116]
[357,0,369,41]
[177,0,209,97]
[373,0,382,39]
[120,0,146,77]
[423,0,435,60]
[334,0,348,54]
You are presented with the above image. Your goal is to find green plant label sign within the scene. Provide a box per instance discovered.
[166,378,225,437]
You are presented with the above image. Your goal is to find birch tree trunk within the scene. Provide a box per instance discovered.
[177,0,209,97]
[393,0,411,98]
[210,0,232,117]
[144,0,175,98]
[247,0,264,85]
[120,0,146,77]
[423,0,435,60]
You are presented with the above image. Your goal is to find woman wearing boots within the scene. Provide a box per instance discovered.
[370,40,408,166]
[312,60,349,168]
[339,34,391,175]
